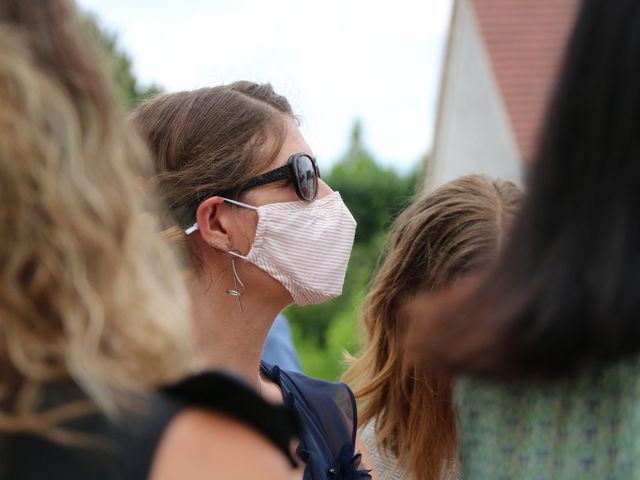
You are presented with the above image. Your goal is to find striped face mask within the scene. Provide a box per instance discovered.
[224,191,356,306]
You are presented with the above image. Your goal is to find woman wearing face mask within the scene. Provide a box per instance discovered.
[131,83,375,480]
[0,1,301,479]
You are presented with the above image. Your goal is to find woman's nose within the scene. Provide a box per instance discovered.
[317,179,333,199]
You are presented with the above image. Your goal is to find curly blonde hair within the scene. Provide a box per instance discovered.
[0,0,192,436]
[342,175,522,480]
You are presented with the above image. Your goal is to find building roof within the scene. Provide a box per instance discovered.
[470,0,579,162]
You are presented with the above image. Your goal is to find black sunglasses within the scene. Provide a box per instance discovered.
[238,152,320,201]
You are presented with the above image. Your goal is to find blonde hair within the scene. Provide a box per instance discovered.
[342,175,522,480]
[0,0,192,436]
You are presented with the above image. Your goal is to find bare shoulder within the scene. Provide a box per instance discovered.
[150,407,298,480]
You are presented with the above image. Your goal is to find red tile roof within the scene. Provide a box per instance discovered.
[470,0,579,162]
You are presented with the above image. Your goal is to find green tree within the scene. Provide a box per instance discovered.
[81,13,162,108]
[329,119,418,245]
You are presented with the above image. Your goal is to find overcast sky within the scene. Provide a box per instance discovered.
[77,0,453,173]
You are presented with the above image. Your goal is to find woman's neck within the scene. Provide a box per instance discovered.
[188,269,284,387]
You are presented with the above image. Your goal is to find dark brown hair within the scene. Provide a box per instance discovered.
[342,175,522,480]
[131,81,294,232]
[410,0,640,379]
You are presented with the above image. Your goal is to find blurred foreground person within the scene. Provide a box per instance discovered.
[0,1,299,479]
[409,0,640,477]
[343,176,521,480]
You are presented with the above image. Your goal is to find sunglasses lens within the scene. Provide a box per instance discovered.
[293,154,318,201]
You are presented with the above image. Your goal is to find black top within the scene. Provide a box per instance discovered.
[0,372,300,480]
[261,362,371,480]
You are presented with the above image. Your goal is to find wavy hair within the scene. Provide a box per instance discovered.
[342,176,522,480]
[0,0,192,437]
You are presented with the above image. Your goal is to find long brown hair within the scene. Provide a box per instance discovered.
[0,0,192,438]
[130,82,295,244]
[342,175,522,480]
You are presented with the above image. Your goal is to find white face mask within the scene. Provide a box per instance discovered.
[187,191,356,305]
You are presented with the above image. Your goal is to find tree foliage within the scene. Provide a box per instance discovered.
[286,120,421,380]
[81,12,162,108]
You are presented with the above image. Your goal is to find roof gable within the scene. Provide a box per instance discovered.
[470,0,579,162]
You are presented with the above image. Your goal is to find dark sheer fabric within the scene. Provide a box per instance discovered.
[0,372,300,479]
[261,362,372,480]
[164,371,300,466]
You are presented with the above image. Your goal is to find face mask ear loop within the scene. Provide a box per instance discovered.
[228,250,249,261]
[184,197,258,235]
[226,252,246,312]
[185,222,198,235]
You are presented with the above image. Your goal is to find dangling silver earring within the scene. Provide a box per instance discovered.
[226,252,245,312]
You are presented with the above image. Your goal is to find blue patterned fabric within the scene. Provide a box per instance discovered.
[263,314,303,372]
[455,356,640,479]
[261,362,371,479]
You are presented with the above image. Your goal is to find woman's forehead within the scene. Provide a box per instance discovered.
[262,117,314,172]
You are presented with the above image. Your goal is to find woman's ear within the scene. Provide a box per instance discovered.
[195,197,231,251]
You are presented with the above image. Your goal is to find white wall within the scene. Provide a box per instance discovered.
[425,0,522,192]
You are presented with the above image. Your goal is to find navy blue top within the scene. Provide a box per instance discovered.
[261,362,371,480]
